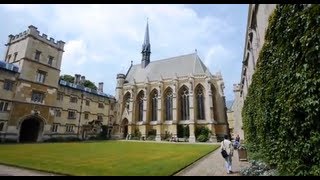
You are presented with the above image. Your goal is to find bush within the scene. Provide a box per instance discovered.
[195,126,211,142]
[147,135,156,141]
[131,128,141,139]
[242,4,320,175]
[44,136,81,142]
[196,134,208,142]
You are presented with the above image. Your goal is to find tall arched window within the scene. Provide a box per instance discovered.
[164,88,173,121]
[123,92,131,113]
[150,89,158,121]
[0,122,4,131]
[136,91,144,122]
[179,86,189,120]
[196,85,205,120]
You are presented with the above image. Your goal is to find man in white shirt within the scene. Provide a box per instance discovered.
[220,135,234,174]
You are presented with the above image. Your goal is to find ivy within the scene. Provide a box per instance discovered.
[242,4,320,176]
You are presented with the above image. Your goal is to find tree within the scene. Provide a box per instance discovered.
[60,74,97,90]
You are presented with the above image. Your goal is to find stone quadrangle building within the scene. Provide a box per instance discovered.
[0,22,229,143]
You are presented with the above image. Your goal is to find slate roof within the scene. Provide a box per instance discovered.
[125,53,212,83]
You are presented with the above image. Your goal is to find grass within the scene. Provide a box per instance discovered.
[0,141,218,176]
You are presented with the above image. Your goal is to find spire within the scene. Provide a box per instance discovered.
[141,18,151,68]
[143,18,150,46]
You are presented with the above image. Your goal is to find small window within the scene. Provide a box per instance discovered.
[84,113,89,120]
[3,80,14,91]
[70,96,78,103]
[57,92,63,101]
[97,115,103,121]
[35,50,41,61]
[55,109,61,117]
[85,100,90,106]
[36,70,46,83]
[98,103,104,108]
[7,54,11,62]
[13,52,18,61]
[48,56,54,65]
[68,110,76,119]
[31,91,45,103]
[0,101,9,112]
[51,124,59,132]
[66,125,74,132]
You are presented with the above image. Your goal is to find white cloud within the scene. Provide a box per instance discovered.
[0,4,247,100]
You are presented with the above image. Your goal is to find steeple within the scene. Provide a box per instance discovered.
[141,19,151,68]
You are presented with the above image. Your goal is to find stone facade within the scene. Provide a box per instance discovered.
[0,25,115,142]
[113,22,229,142]
[233,4,277,140]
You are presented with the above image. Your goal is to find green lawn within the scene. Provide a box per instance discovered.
[0,141,218,176]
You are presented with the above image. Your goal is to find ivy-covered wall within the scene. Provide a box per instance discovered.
[242,4,320,176]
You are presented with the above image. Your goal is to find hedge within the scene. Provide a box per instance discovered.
[242,4,320,176]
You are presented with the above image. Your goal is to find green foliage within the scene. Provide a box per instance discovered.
[195,126,211,142]
[59,74,74,83]
[132,128,141,139]
[60,74,97,90]
[242,4,320,176]
[84,80,97,90]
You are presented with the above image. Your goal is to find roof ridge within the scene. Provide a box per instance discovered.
[132,52,196,66]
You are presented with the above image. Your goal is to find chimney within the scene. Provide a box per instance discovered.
[74,74,81,84]
[80,76,86,85]
[98,82,104,93]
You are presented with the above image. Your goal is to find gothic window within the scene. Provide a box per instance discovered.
[150,89,158,121]
[137,91,144,122]
[196,85,205,120]
[165,88,173,121]
[123,92,131,112]
[0,122,4,131]
[179,86,189,120]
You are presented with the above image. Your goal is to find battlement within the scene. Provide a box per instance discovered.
[7,25,65,51]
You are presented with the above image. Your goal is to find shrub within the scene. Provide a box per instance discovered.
[195,126,211,142]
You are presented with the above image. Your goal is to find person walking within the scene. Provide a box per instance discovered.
[220,135,234,174]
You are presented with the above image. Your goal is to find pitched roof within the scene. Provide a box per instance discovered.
[125,53,211,83]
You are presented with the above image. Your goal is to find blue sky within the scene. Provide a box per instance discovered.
[0,4,248,101]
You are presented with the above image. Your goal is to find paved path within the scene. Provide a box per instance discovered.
[175,145,246,176]
[0,164,60,176]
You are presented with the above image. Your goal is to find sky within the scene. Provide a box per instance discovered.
[0,4,248,101]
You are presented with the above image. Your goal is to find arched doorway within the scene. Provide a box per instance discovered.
[121,118,129,139]
[19,116,44,143]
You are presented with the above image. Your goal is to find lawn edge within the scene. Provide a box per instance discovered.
[170,145,219,176]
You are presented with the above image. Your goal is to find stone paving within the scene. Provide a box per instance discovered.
[0,164,60,176]
[0,141,249,176]
[174,144,246,176]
